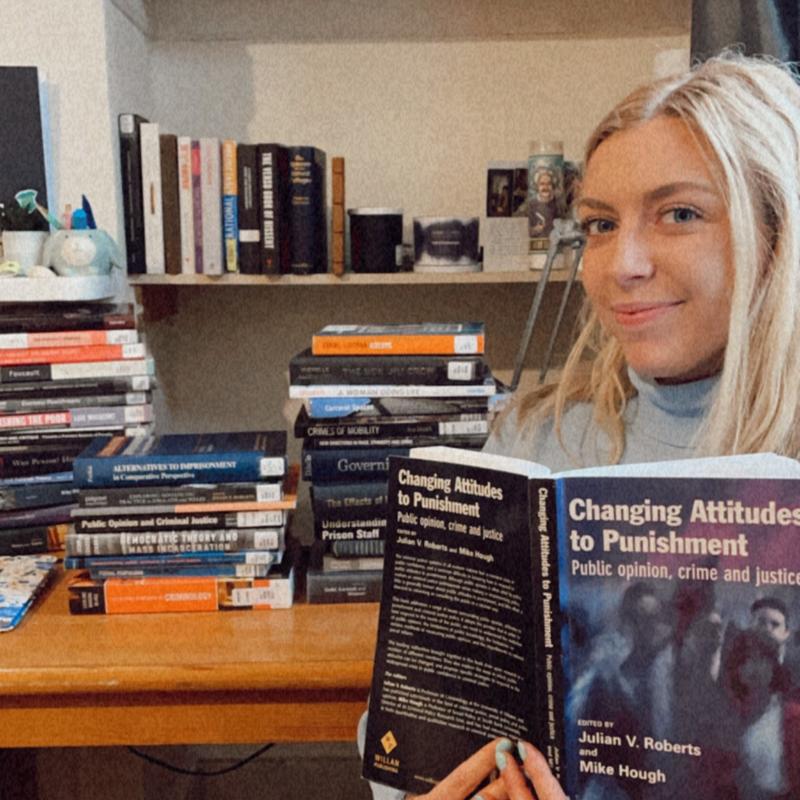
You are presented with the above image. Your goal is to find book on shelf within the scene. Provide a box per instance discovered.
[139,121,166,275]
[0,329,138,350]
[0,554,58,632]
[0,303,136,334]
[257,143,291,275]
[177,136,196,273]
[200,137,223,275]
[221,139,239,273]
[64,548,281,573]
[191,138,204,272]
[72,430,288,487]
[0,357,155,384]
[67,547,296,614]
[0,405,153,432]
[0,481,78,512]
[159,132,181,276]
[118,113,149,274]
[0,392,149,413]
[331,156,345,276]
[289,380,497,400]
[304,395,492,420]
[306,564,383,604]
[289,349,492,386]
[0,502,75,530]
[0,375,152,400]
[236,143,261,274]
[311,323,486,357]
[71,507,287,534]
[0,523,69,557]
[288,145,327,275]
[362,448,800,798]
[0,342,146,368]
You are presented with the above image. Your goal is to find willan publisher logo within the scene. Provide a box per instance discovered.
[381,731,397,754]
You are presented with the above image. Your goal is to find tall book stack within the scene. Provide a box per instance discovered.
[0,301,154,628]
[289,323,497,604]
[64,431,298,614]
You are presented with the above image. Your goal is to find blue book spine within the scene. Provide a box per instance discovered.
[86,563,272,579]
[73,450,286,488]
[65,548,280,570]
[0,471,73,487]
[301,445,409,482]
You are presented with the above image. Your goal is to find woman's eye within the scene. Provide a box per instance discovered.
[663,206,700,224]
[581,217,616,235]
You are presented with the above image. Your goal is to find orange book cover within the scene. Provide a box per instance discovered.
[0,342,145,367]
[311,324,485,357]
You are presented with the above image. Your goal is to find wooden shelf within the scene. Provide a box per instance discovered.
[128,268,578,287]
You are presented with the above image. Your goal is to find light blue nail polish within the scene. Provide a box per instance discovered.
[496,737,514,752]
[517,740,527,761]
[496,749,508,770]
[473,795,485,800]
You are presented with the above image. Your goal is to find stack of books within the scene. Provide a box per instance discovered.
[289,323,497,603]
[63,431,298,614]
[0,301,153,628]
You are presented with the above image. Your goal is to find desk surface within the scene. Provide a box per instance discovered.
[0,569,379,747]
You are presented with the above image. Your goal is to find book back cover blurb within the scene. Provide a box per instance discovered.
[558,475,800,800]
[362,455,548,796]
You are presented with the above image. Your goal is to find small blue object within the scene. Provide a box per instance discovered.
[81,194,97,229]
[71,208,88,230]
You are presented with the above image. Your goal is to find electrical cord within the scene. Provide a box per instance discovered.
[126,742,275,776]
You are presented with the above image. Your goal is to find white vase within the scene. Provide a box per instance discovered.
[2,231,48,269]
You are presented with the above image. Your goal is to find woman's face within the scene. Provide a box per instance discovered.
[578,116,733,383]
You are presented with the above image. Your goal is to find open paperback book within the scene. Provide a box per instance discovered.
[362,449,800,798]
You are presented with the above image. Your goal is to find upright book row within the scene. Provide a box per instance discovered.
[118,114,327,277]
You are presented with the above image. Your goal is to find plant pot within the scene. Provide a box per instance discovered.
[1,231,48,269]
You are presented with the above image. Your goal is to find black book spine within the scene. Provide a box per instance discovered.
[0,448,82,479]
[313,514,387,544]
[237,144,261,274]
[296,415,487,440]
[306,568,384,604]
[159,133,181,275]
[73,508,286,534]
[288,146,327,274]
[0,523,65,556]
[311,480,388,517]
[79,482,280,509]
[0,375,150,400]
[301,444,409,482]
[0,305,135,334]
[0,481,77,511]
[257,143,291,275]
[0,392,148,413]
[118,113,148,275]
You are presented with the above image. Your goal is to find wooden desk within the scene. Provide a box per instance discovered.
[0,569,379,748]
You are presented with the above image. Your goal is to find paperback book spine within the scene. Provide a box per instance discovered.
[85,563,273,580]
[236,143,261,274]
[191,139,204,272]
[159,132,181,275]
[311,480,388,515]
[177,136,196,273]
[0,502,75,529]
[79,480,283,509]
[222,138,238,272]
[0,404,153,432]
[200,137,223,275]
[118,113,148,274]
[0,392,149,413]
[0,304,135,334]
[0,358,154,383]
[72,508,287,533]
[139,121,165,274]
[0,522,68,555]
[257,143,290,274]
[289,382,496,400]
[0,481,77,511]
[311,333,485,357]
[0,375,151,399]
[301,445,409,482]
[0,448,80,479]
[66,525,286,557]
[65,548,281,571]
[303,434,487,450]
[314,515,387,544]
[0,329,138,350]
[296,414,488,440]
[331,155,345,276]
[0,342,146,368]
[288,146,327,274]
[305,396,489,419]
[306,567,383,604]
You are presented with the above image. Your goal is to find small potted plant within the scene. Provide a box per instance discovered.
[0,198,49,271]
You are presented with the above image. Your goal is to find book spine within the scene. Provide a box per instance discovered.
[0,449,79,479]
[118,113,147,274]
[0,392,148,413]
[139,121,165,274]
[311,333,485,356]
[301,445,409,482]
[257,143,290,275]
[311,480,388,516]
[0,376,150,400]
[176,136,196,273]
[200,137,223,275]
[330,538,385,557]
[0,471,73,487]
[191,139,204,272]
[65,548,281,570]
[0,329,138,349]
[68,569,294,614]
[86,563,273,580]
[0,358,154,384]
[0,405,153,432]
[289,382,496,399]
[0,523,68,555]
[159,132,181,275]
[236,143,261,274]
[73,450,286,487]
[221,139,239,272]
[297,416,488,440]
[306,568,383,604]
[0,305,135,335]
[331,155,345,276]
[303,434,487,450]
[66,526,287,557]
[73,508,286,533]
[290,354,489,386]
[79,480,282,509]
[0,342,146,368]
[314,515,387,544]
[288,146,327,274]
[0,481,77,511]
[0,502,75,530]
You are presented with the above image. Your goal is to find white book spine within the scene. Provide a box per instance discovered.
[200,137,223,275]
[139,122,165,274]
[48,358,155,380]
[177,136,195,274]
[288,383,497,399]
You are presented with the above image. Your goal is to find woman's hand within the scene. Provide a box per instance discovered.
[409,738,513,800]
[494,740,568,800]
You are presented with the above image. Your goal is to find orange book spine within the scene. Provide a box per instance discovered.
[0,342,145,367]
[311,333,485,356]
[175,495,297,513]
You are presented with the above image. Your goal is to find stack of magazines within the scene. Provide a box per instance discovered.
[63,430,298,614]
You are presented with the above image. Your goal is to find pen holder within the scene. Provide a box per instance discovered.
[42,229,124,276]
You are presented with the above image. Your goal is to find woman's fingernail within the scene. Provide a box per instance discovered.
[495,749,507,770]
[473,795,485,800]
[497,737,514,752]
[517,740,527,761]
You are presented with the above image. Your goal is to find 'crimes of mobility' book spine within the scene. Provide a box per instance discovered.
[364,449,800,800]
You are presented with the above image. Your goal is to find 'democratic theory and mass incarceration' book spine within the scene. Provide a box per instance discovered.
[362,448,800,799]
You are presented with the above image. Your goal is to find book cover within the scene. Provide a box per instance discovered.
[236,143,261,274]
[288,145,327,275]
[159,132,181,275]
[221,138,238,272]
[311,323,485,356]
[289,349,491,386]
[176,136,196,273]
[118,113,149,274]
[72,431,287,487]
[139,121,165,275]
[257,143,291,275]
[0,554,58,632]
[200,137,223,275]
[363,449,800,799]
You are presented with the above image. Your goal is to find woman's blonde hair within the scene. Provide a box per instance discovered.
[514,51,800,462]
